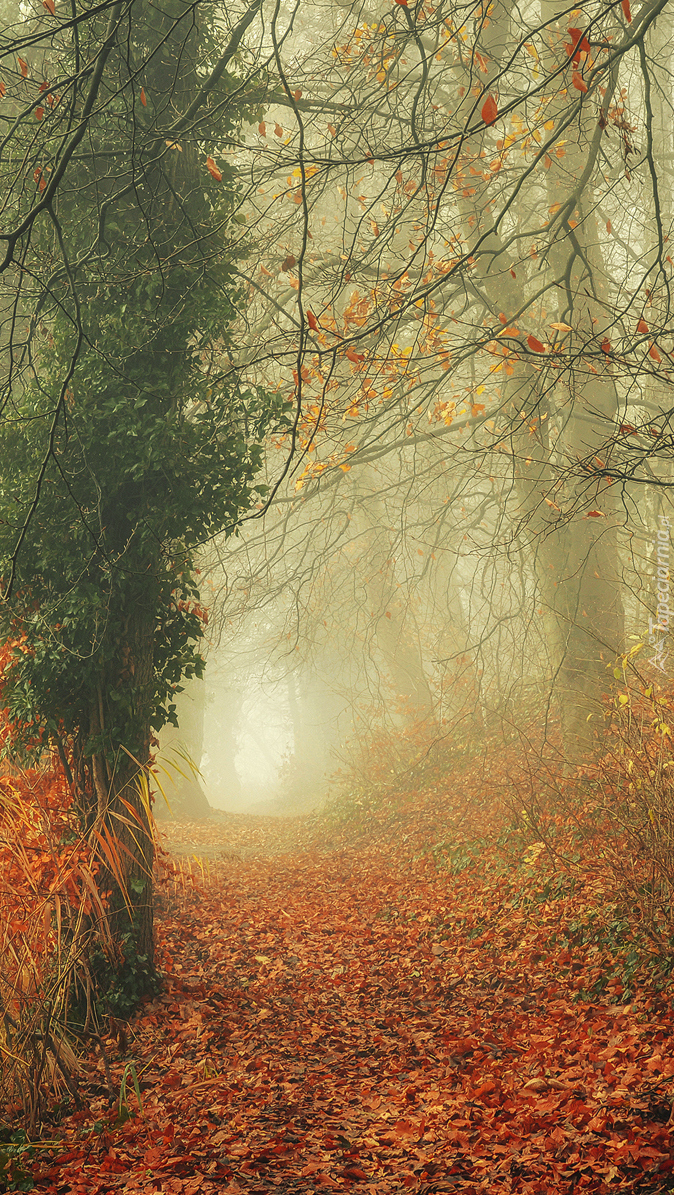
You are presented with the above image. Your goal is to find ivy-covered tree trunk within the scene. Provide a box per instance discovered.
[0,0,279,1008]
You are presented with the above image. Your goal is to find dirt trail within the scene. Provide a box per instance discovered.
[28,814,674,1194]
[156,809,323,861]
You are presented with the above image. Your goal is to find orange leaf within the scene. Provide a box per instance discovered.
[346,347,365,363]
[35,105,43,121]
[293,88,302,100]
[43,0,55,13]
[565,27,591,62]
[586,510,605,517]
[140,87,147,106]
[394,0,409,5]
[281,254,296,271]
[307,311,319,331]
[274,122,283,137]
[622,0,632,20]
[527,334,546,353]
[205,156,222,181]
[600,338,611,354]
[328,123,336,136]
[637,318,649,334]
[481,94,498,126]
[606,219,612,234]
[18,57,28,77]
[619,423,637,435]
[649,343,662,363]
[572,71,588,93]
[258,121,266,135]
[0,82,5,98]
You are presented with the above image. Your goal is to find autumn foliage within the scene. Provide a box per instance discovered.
[0,699,669,1193]
[0,757,91,1134]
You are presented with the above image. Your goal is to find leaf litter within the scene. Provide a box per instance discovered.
[26,788,674,1194]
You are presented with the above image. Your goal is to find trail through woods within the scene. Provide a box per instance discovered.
[28,800,674,1195]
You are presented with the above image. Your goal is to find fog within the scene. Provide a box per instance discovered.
[151,0,674,821]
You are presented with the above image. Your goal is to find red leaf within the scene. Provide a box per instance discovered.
[572,71,588,93]
[619,423,638,435]
[649,343,662,363]
[35,105,43,121]
[205,156,222,181]
[587,510,605,517]
[600,338,611,354]
[606,219,612,234]
[481,94,498,126]
[622,0,632,20]
[18,58,28,78]
[342,1166,369,1180]
[281,254,296,272]
[140,87,147,107]
[394,0,409,6]
[0,82,5,98]
[307,311,319,331]
[43,0,55,14]
[527,334,546,353]
[637,317,649,334]
[565,27,591,62]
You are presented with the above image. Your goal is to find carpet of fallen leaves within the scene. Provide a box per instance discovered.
[26,787,674,1195]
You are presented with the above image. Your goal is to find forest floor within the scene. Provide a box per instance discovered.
[23,781,674,1195]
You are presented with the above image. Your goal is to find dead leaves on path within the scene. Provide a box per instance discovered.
[27,816,674,1194]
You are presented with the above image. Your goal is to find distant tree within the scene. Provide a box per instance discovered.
[210,0,674,766]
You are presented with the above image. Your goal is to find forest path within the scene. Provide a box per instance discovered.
[156,809,321,862]
[30,816,674,1194]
